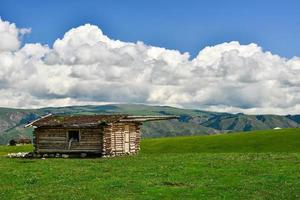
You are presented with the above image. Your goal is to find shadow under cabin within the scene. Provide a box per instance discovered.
[25,114,177,157]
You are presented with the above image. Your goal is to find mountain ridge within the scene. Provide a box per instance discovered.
[0,104,299,144]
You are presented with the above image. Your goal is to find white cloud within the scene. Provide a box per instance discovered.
[0,18,30,52]
[0,18,300,114]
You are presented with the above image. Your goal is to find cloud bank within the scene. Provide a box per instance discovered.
[0,18,300,114]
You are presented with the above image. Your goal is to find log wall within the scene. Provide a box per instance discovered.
[34,122,141,156]
[35,127,103,153]
[102,122,141,156]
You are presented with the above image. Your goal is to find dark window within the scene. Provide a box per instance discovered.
[68,130,80,142]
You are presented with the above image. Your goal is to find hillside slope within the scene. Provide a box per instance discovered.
[142,128,300,153]
[2,132,300,199]
[0,104,300,144]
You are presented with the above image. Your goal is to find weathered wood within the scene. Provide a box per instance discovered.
[24,113,52,128]
[37,149,102,153]
[39,140,66,144]
[39,136,66,140]
[34,120,142,156]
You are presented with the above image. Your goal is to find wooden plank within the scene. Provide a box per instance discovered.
[39,137,66,140]
[69,146,100,150]
[38,149,101,153]
[39,140,66,144]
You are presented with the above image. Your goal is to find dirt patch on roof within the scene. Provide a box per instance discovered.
[32,115,127,128]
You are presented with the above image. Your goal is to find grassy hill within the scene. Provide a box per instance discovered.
[0,104,300,144]
[142,128,300,153]
[1,128,300,155]
[1,129,300,199]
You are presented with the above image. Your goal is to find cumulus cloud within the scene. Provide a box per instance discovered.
[0,18,300,114]
[0,18,30,52]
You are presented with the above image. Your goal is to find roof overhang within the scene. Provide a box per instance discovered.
[24,113,52,128]
[119,115,178,122]
[24,114,179,128]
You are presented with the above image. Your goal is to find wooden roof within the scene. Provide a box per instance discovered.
[26,114,178,128]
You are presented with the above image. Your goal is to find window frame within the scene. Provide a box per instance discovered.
[67,130,81,142]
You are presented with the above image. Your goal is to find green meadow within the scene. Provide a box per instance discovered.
[1,129,300,199]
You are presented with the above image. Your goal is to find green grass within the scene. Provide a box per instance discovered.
[1,129,300,199]
[0,145,32,156]
[141,128,300,153]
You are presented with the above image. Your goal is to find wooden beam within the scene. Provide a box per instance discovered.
[24,113,52,128]
[120,115,178,122]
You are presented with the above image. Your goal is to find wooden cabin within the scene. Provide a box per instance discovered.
[26,114,177,156]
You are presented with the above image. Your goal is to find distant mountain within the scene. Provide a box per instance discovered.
[0,104,299,144]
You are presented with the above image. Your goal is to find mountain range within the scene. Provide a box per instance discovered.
[0,104,299,144]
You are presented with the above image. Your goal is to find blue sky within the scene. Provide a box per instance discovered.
[1,0,300,114]
[1,0,300,58]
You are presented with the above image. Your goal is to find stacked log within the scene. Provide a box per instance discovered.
[33,122,141,156]
[35,127,103,153]
[102,122,141,156]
